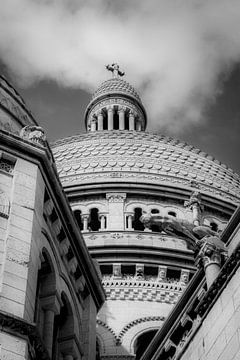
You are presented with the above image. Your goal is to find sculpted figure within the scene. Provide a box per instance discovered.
[140,213,223,251]
[20,125,47,146]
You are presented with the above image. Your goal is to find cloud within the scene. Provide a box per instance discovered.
[0,0,240,132]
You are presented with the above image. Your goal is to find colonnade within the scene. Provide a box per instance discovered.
[90,106,142,131]
[81,213,107,232]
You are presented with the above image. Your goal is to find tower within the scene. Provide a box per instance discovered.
[52,65,240,359]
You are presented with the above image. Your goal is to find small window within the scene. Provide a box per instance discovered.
[125,114,129,130]
[168,211,176,217]
[210,222,218,232]
[151,209,159,214]
[103,114,108,130]
[88,208,100,231]
[133,208,145,231]
[113,112,119,130]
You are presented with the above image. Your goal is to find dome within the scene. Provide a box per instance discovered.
[0,74,37,134]
[92,77,142,103]
[52,130,240,204]
[84,65,147,132]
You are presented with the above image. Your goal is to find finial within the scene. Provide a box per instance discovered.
[106,63,125,78]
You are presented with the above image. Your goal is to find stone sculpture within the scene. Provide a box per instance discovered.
[20,125,47,146]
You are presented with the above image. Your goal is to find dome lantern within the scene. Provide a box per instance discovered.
[84,63,147,132]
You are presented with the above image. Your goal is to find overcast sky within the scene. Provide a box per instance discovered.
[0,0,240,173]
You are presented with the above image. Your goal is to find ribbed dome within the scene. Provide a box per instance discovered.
[52,130,240,204]
[92,78,141,103]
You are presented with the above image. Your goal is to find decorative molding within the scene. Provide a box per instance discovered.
[58,171,240,204]
[116,316,165,344]
[102,278,184,303]
[106,193,126,203]
[0,311,50,359]
[97,316,165,346]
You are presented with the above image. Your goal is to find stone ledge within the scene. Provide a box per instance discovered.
[0,310,50,359]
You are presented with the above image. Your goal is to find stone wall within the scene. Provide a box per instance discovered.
[180,264,240,360]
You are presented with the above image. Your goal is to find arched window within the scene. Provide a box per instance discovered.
[103,113,108,130]
[168,211,176,217]
[52,293,76,359]
[88,208,101,231]
[34,250,57,355]
[125,113,129,130]
[132,208,145,231]
[113,111,119,130]
[210,221,218,232]
[134,330,158,360]
[74,210,83,230]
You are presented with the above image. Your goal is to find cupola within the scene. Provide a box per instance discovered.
[84,63,147,132]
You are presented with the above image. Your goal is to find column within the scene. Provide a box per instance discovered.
[184,191,203,226]
[118,106,125,130]
[196,236,227,288]
[41,295,61,357]
[97,110,103,131]
[82,215,89,232]
[127,214,133,230]
[43,309,55,355]
[100,215,106,230]
[107,106,114,130]
[129,110,135,130]
[90,118,97,132]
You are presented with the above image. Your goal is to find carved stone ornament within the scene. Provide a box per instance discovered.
[20,125,47,146]
[106,193,126,203]
[184,191,202,209]
[196,235,228,269]
[0,311,50,359]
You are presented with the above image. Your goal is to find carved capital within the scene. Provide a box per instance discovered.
[118,105,126,113]
[129,109,137,117]
[96,109,103,117]
[106,105,114,112]
[106,192,126,203]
